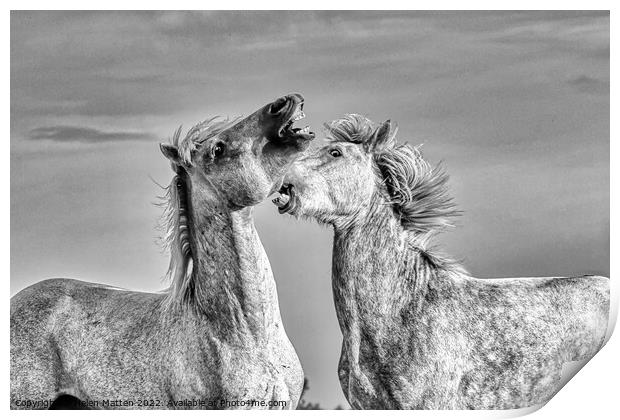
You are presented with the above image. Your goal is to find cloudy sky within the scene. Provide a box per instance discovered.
[11,11,609,408]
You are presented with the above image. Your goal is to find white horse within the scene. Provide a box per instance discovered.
[11,94,314,409]
[274,113,613,409]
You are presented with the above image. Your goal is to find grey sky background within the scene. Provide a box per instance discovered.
[10,11,609,408]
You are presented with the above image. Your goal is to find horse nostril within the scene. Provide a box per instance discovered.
[269,97,288,115]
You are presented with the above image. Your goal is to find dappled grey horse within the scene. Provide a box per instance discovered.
[274,113,613,409]
[11,94,315,409]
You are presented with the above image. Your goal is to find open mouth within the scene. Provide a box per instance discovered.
[278,102,314,140]
[272,183,297,214]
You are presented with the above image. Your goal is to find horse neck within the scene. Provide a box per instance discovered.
[186,190,281,345]
[331,194,422,335]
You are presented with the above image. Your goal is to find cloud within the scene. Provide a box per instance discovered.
[28,125,155,143]
[567,75,609,94]
[10,10,609,125]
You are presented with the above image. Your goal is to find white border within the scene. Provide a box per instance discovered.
[4,3,616,419]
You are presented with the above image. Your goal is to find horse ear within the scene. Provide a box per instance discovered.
[368,120,395,153]
[160,143,181,165]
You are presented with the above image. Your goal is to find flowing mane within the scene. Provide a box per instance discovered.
[325,114,465,274]
[158,116,242,309]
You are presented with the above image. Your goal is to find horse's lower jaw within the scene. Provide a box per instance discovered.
[272,184,297,214]
[278,199,297,214]
[278,126,315,142]
[276,101,315,141]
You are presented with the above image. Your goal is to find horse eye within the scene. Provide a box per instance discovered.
[213,143,225,158]
[329,149,342,158]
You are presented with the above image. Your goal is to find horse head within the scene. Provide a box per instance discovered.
[274,113,457,234]
[161,93,314,209]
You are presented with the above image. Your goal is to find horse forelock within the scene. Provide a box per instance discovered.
[172,116,244,167]
[324,113,377,145]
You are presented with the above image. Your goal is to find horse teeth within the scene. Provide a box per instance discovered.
[291,109,305,122]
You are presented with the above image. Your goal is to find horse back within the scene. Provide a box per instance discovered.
[11,277,160,326]
[11,278,94,344]
[11,278,173,403]
[551,275,610,359]
[465,274,610,360]
[418,274,610,408]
